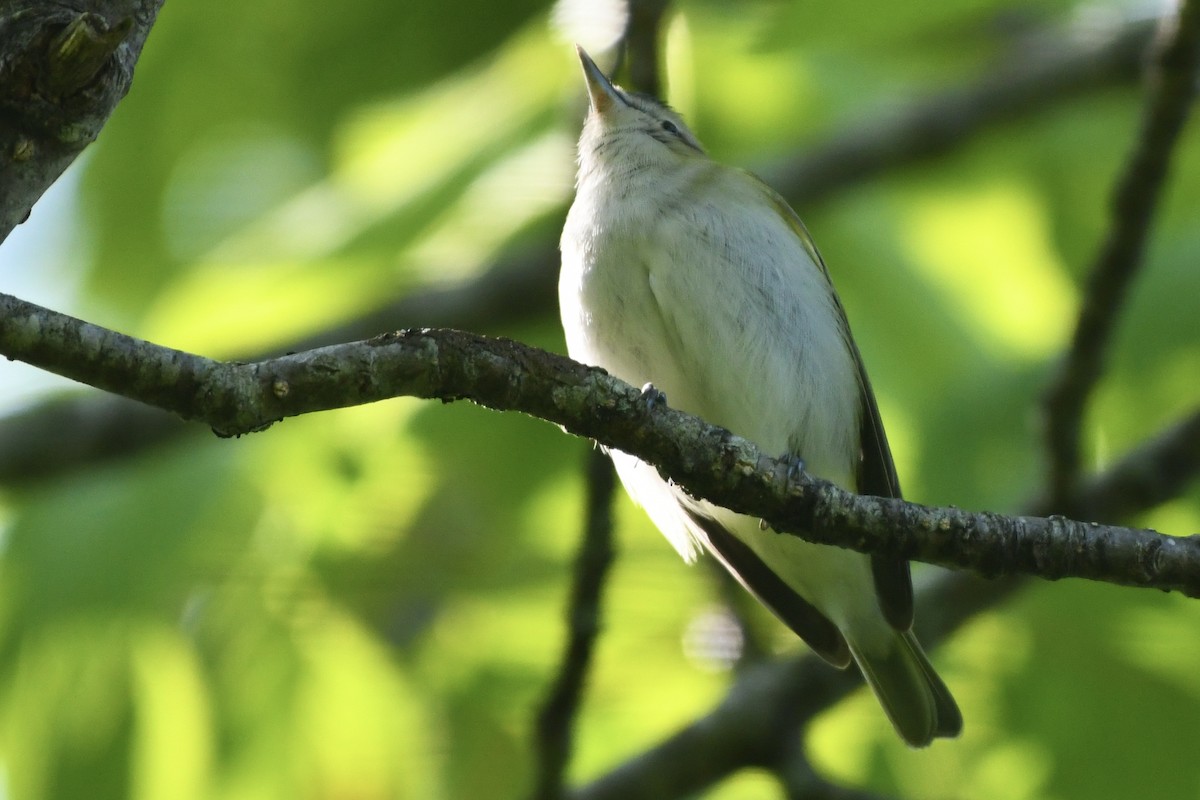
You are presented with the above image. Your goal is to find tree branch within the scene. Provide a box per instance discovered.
[1032,408,1200,521]
[774,745,900,800]
[765,10,1159,201]
[0,240,561,483]
[570,572,1023,800]
[0,11,1162,483]
[567,407,1200,800]
[531,449,618,800]
[569,399,1200,800]
[3,291,1198,596]
[529,10,661,797]
[1042,0,1200,504]
[0,0,163,243]
[619,0,671,98]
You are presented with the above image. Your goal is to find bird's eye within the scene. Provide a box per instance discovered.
[661,120,681,136]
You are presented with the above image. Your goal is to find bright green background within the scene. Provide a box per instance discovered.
[2,0,1200,798]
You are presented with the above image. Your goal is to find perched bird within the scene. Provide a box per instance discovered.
[558,47,961,746]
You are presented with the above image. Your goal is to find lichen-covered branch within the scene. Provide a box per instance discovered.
[0,11,1162,483]
[1042,0,1200,504]
[568,413,1200,800]
[3,291,1198,596]
[0,241,561,483]
[0,0,163,242]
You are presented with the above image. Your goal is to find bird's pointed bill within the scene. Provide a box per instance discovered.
[576,45,619,115]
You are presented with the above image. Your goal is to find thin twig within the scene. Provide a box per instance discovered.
[532,449,618,800]
[1042,0,1200,504]
[766,11,1157,203]
[1032,408,1200,521]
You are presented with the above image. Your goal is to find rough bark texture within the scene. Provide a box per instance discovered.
[3,291,1198,596]
[0,0,162,243]
[0,12,1161,485]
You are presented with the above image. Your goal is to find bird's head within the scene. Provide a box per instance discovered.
[574,46,706,174]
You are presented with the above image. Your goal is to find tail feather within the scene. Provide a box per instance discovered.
[848,631,961,748]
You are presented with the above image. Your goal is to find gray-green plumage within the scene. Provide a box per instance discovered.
[559,48,961,746]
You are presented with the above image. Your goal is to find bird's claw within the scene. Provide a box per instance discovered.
[761,453,806,531]
[639,383,667,413]
[781,453,806,490]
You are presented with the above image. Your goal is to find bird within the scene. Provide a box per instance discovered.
[558,46,961,747]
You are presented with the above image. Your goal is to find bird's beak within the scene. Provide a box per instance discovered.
[576,45,619,115]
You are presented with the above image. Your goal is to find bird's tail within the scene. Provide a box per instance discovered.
[846,630,962,747]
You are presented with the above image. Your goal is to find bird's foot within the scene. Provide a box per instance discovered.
[761,453,806,531]
[638,383,667,414]
[780,453,807,490]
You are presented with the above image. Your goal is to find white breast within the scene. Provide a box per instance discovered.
[560,156,882,632]
[560,162,861,484]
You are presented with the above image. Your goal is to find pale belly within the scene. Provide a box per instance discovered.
[558,197,883,632]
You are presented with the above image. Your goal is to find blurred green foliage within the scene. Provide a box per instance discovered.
[2,0,1200,797]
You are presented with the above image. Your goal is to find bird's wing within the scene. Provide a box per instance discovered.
[686,510,851,668]
[760,180,914,631]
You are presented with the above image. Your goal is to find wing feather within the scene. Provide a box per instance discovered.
[759,179,914,631]
[686,511,851,668]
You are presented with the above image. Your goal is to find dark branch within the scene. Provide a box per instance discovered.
[1042,0,1200,504]
[620,0,671,98]
[0,241,559,484]
[569,351,1200,800]
[775,751,900,800]
[0,12,1161,483]
[765,11,1158,203]
[529,7,665,795]
[1031,408,1200,522]
[532,450,618,800]
[3,291,1198,596]
[0,0,163,242]
[570,572,1022,800]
